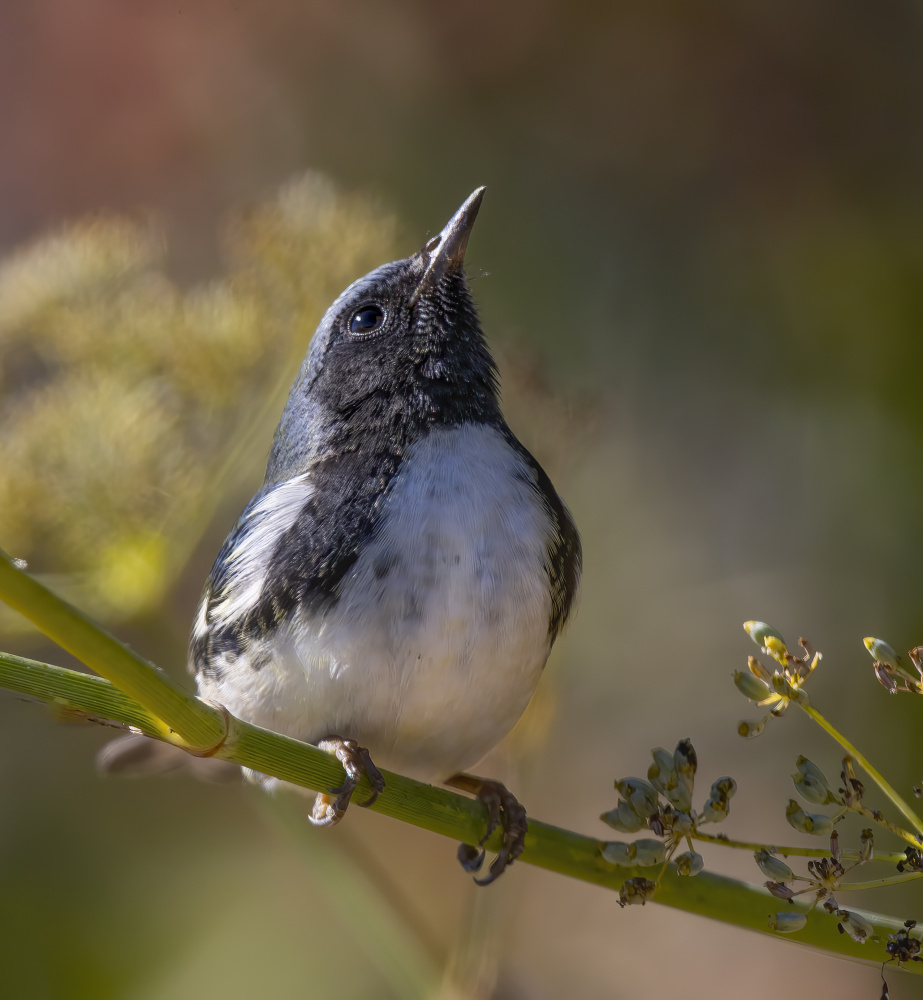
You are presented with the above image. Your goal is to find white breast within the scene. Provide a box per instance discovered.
[200,423,555,782]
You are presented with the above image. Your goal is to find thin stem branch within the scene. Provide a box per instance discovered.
[690,829,906,864]
[0,551,225,752]
[1,650,919,974]
[0,651,165,734]
[835,872,923,892]
[799,702,923,842]
[851,804,923,848]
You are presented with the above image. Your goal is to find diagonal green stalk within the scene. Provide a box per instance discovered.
[852,804,923,847]
[0,649,919,975]
[834,872,923,891]
[0,551,225,751]
[799,702,923,843]
[690,829,906,864]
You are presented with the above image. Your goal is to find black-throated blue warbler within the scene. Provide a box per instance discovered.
[105,188,581,883]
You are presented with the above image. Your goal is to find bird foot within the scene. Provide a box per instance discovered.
[308,736,385,827]
[446,773,528,885]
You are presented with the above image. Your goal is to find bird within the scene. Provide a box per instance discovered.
[104,188,581,884]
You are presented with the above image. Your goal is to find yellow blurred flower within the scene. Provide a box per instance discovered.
[0,174,397,625]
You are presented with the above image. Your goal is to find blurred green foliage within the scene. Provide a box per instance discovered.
[0,175,396,621]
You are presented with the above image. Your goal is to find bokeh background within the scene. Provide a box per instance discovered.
[2,2,922,997]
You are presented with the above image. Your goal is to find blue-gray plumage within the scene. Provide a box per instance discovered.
[190,188,581,881]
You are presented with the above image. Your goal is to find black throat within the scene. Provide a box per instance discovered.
[264,272,502,613]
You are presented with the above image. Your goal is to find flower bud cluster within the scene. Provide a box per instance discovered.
[601,740,736,895]
[864,637,923,695]
[737,622,820,737]
[760,828,882,941]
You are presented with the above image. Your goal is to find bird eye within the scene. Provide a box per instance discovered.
[348,305,385,336]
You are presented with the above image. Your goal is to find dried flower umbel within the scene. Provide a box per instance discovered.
[598,620,922,991]
[756,827,874,931]
[732,622,923,974]
[885,920,922,966]
[600,739,734,903]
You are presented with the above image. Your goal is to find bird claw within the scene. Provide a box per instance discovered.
[308,736,385,827]
[457,842,486,873]
[447,774,528,885]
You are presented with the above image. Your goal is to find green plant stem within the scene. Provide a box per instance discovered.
[799,702,923,843]
[852,804,922,848]
[691,829,906,865]
[0,651,167,734]
[1,651,919,975]
[0,551,225,751]
[835,872,923,891]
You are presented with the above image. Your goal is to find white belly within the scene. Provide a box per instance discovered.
[199,423,555,781]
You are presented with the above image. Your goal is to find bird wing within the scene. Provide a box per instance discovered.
[189,447,405,680]
[189,472,314,679]
[503,433,582,641]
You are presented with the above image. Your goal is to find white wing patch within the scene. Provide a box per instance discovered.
[207,473,314,626]
[192,588,210,641]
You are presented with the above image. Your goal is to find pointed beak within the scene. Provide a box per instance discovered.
[412,187,485,303]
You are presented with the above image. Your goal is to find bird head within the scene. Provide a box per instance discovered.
[267,188,500,482]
